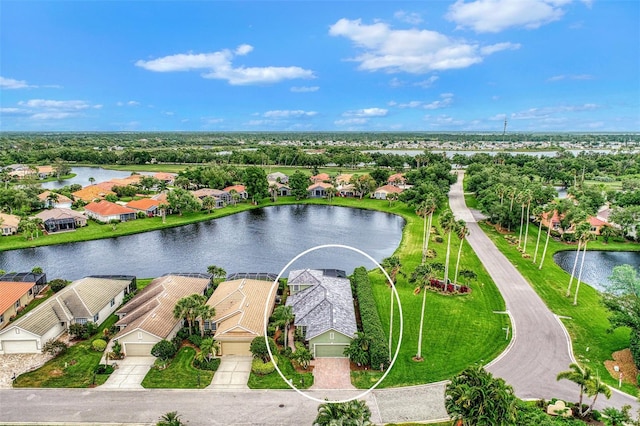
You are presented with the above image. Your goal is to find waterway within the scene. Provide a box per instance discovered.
[0,205,405,281]
[41,167,152,190]
[553,250,640,291]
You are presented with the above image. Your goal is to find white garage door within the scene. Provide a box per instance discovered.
[2,340,39,354]
[221,341,251,356]
[125,343,155,357]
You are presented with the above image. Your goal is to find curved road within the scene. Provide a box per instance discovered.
[450,171,636,410]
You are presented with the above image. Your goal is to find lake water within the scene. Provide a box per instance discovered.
[553,250,640,291]
[41,167,152,190]
[0,205,405,281]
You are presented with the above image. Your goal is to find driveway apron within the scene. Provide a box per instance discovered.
[207,355,252,389]
[99,356,155,389]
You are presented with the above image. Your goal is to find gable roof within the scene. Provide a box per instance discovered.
[0,213,20,229]
[206,279,277,340]
[126,198,159,211]
[375,184,404,194]
[224,184,246,193]
[72,185,115,202]
[37,191,72,204]
[192,188,229,199]
[154,172,176,181]
[35,208,86,222]
[0,281,36,315]
[285,269,356,341]
[311,173,331,182]
[5,276,134,337]
[114,274,211,340]
[84,200,135,216]
[388,173,406,183]
[307,182,334,190]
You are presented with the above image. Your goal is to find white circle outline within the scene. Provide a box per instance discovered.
[263,244,404,403]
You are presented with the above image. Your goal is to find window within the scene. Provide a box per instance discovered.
[15,300,20,309]
[0,314,4,324]
[110,298,115,307]
[329,332,335,340]
[93,314,99,322]
[76,318,87,325]
[28,289,33,296]
[137,332,142,340]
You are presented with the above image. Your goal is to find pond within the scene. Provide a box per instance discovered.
[41,167,151,190]
[0,205,405,281]
[553,250,640,291]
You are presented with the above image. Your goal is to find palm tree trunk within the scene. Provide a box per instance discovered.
[523,202,531,252]
[533,219,543,263]
[566,240,582,297]
[389,288,393,361]
[539,224,552,270]
[454,238,464,285]
[573,241,588,306]
[417,289,427,360]
[518,204,525,249]
[444,232,452,285]
[422,212,428,265]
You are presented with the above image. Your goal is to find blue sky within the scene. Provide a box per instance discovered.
[1,1,638,132]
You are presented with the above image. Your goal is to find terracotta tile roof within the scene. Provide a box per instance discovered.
[72,185,115,202]
[192,188,228,198]
[84,200,135,216]
[375,184,404,194]
[311,173,331,182]
[206,279,277,341]
[0,213,20,228]
[154,172,176,181]
[0,282,36,315]
[224,185,246,193]
[126,198,160,211]
[388,173,406,183]
[589,216,606,226]
[37,166,54,174]
[335,174,353,184]
[108,175,142,187]
[152,193,168,202]
[115,274,211,340]
[37,191,72,204]
[307,182,334,190]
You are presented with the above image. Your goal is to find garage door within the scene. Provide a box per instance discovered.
[314,344,348,358]
[2,340,39,354]
[125,343,155,357]
[221,341,251,356]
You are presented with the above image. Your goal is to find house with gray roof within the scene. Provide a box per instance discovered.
[285,269,357,358]
[0,275,136,354]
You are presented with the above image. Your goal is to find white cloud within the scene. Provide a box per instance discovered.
[343,107,388,117]
[136,45,315,85]
[329,18,518,73]
[31,112,74,120]
[511,103,598,119]
[424,93,454,110]
[397,100,424,108]
[1,76,33,89]
[335,118,368,125]
[394,10,423,25]
[290,86,320,93]
[415,76,440,88]
[128,100,140,106]
[547,74,594,82]
[3,99,101,121]
[263,110,317,118]
[447,0,577,33]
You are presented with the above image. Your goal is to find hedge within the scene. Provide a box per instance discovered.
[252,357,277,375]
[352,266,389,370]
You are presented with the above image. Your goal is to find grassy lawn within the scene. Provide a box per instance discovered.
[141,346,214,389]
[475,202,640,395]
[248,356,314,389]
[464,193,479,209]
[351,204,509,388]
[14,315,118,388]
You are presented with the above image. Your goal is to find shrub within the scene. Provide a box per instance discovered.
[251,357,277,375]
[49,279,69,293]
[280,346,292,358]
[92,338,107,352]
[151,340,177,361]
[111,339,123,359]
[176,328,189,340]
[93,364,114,375]
[193,357,220,371]
[171,335,183,350]
[352,267,389,370]
[188,334,202,347]
[42,339,68,356]
[433,235,444,243]
[69,323,89,340]
[250,336,277,362]
[630,330,640,369]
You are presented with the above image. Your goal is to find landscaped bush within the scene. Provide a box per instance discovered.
[352,267,389,370]
[93,364,114,374]
[251,357,277,375]
[171,335,183,350]
[250,336,277,362]
[176,328,189,340]
[193,357,220,371]
[92,338,107,352]
[433,235,444,243]
[42,339,68,356]
[151,340,177,361]
[48,279,69,293]
[187,334,202,347]
[630,330,640,369]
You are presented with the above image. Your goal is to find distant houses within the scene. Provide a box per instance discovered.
[0,213,20,236]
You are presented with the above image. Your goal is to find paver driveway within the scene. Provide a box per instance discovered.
[311,358,355,390]
[100,356,155,389]
[207,355,252,389]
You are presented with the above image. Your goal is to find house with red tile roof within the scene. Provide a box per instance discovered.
[0,282,37,330]
[224,184,248,199]
[310,173,331,183]
[84,200,137,223]
[542,210,609,235]
[372,184,404,200]
[153,172,176,185]
[72,185,116,203]
[388,173,406,186]
[126,198,160,217]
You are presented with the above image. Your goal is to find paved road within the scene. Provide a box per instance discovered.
[450,171,637,410]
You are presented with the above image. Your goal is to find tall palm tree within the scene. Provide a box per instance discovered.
[566,220,589,297]
[272,305,295,349]
[517,188,528,250]
[538,205,557,270]
[326,185,337,203]
[381,255,403,359]
[409,263,437,361]
[416,196,437,265]
[440,209,457,286]
[522,189,534,253]
[573,224,593,306]
[557,363,592,415]
[453,220,469,285]
[532,205,546,264]
[207,265,226,283]
[196,304,216,338]
[269,183,279,202]
[173,294,207,335]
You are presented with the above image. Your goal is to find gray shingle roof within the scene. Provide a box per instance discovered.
[286,269,357,340]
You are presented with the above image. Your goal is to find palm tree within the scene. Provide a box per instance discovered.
[453,220,469,285]
[269,183,279,202]
[573,224,593,306]
[440,209,457,286]
[517,188,529,250]
[445,365,517,426]
[156,411,185,426]
[326,185,337,203]
[381,256,404,285]
[88,176,95,185]
[583,374,611,417]
[522,189,534,253]
[207,265,226,283]
[46,192,59,208]
[173,294,207,335]
[566,220,589,297]
[417,196,437,265]
[272,305,295,349]
[314,400,372,426]
[532,205,546,264]
[557,363,592,415]
[196,304,216,338]
[158,202,169,223]
[201,196,216,214]
[538,206,557,270]
[409,263,437,361]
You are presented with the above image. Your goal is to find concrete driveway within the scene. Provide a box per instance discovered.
[207,355,252,389]
[100,356,155,389]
